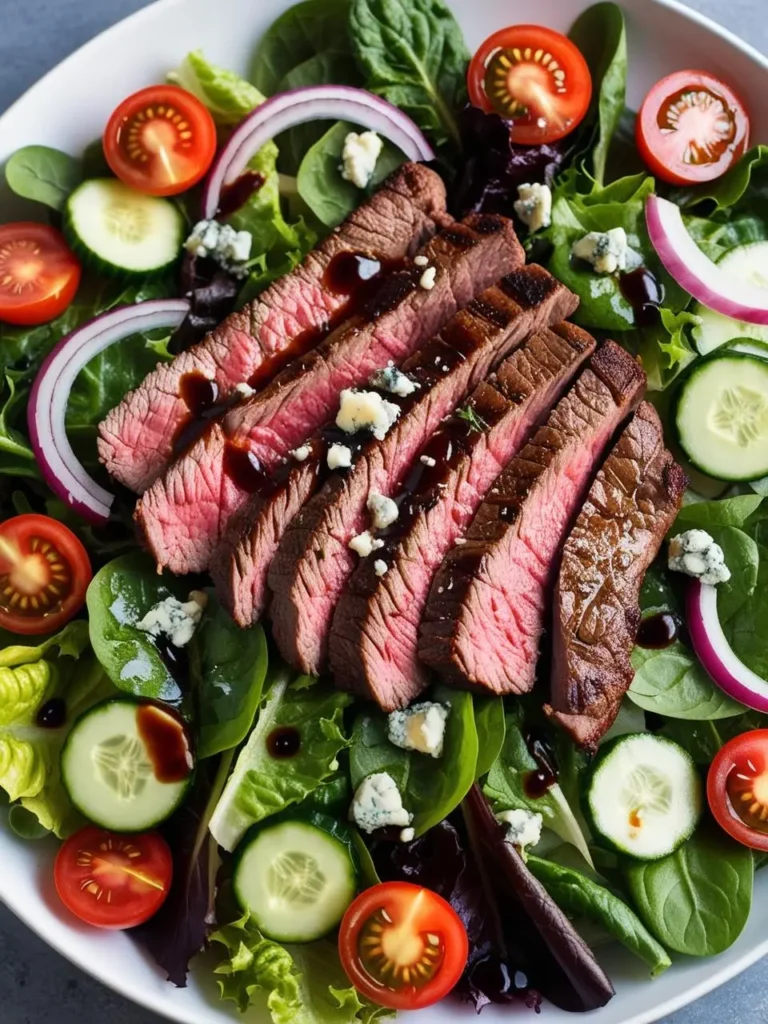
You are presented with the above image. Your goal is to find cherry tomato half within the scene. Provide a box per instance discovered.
[0,515,92,635]
[103,85,217,197]
[55,826,173,929]
[637,70,750,186]
[708,730,768,851]
[467,25,592,146]
[338,881,468,1011]
[0,223,81,326]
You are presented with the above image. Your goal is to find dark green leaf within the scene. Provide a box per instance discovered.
[676,145,768,212]
[661,712,768,765]
[473,696,505,779]
[629,641,744,719]
[673,494,764,532]
[5,145,82,211]
[631,307,700,392]
[8,804,51,840]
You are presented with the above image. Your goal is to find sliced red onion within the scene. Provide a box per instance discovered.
[646,194,768,326]
[28,299,190,524]
[203,85,436,219]
[687,580,768,711]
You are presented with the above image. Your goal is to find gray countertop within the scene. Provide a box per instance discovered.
[0,0,765,1020]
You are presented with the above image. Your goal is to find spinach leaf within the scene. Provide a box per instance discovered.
[567,2,627,187]
[0,372,37,479]
[726,542,768,682]
[473,696,505,779]
[626,829,753,956]
[209,672,352,852]
[629,641,744,719]
[349,686,478,835]
[297,120,405,228]
[716,526,760,624]
[484,711,593,867]
[350,0,470,151]
[170,50,266,126]
[673,494,764,533]
[662,712,768,766]
[527,855,671,976]
[194,595,269,759]
[5,145,82,211]
[86,554,189,703]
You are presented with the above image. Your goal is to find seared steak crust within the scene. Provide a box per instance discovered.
[99,164,448,493]
[545,402,687,748]
[419,341,646,696]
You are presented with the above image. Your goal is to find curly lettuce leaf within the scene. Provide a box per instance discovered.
[169,50,266,126]
[632,308,700,392]
[209,672,352,851]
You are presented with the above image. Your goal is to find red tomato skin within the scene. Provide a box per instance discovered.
[708,730,768,852]
[0,223,81,326]
[54,827,173,930]
[637,70,750,186]
[467,25,592,146]
[0,515,92,635]
[338,881,468,1011]
[103,85,217,197]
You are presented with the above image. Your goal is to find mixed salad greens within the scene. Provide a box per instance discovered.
[2,0,768,1018]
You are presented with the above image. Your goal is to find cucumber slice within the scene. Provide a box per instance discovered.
[725,338,768,360]
[233,812,358,943]
[65,178,184,277]
[61,698,193,832]
[584,733,702,861]
[675,353,768,481]
[692,241,768,355]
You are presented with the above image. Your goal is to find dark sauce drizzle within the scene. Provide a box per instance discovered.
[619,267,665,328]
[523,729,559,798]
[36,697,66,729]
[136,702,194,784]
[636,611,682,650]
[267,726,302,759]
[217,171,266,219]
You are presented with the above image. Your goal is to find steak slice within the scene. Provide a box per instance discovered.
[98,163,448,493]
[137,214,524,574]
[330,323,596,710]
[544,402,687,749]
[264,269,579,670]
[419,341,646,696]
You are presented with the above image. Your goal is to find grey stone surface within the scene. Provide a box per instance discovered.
[0,0,766,1021]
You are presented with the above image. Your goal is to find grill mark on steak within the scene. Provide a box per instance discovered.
[329,322,596,710]
[256,267,578,663]
[544,402,687,749]
[137,214,525,575]
[97,164,448,494]
[419,341,646,696]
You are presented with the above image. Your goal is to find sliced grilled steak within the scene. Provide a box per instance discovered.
[264,269,579,669]
[420,341,646,696]
[98,164,448,493]
[544,402,687,749]
[330,323,596,709]
[137,215,524,574]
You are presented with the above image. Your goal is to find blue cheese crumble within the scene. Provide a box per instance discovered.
[387,702,449,758]
[367,491,399,530]
[572,228,629,274]
[514,183,552,233]
[369,362,419,398]
[184,220,253,278]
[327,443,352,470]
[668,529,731,585]
[497,808,543,853]
[336,389,401,440]
[340,131,383,189]
[137,590,207,648]
[350,772,413,833]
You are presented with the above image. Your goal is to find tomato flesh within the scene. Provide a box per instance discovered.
[467,26,592,146]
[708,730,768,850]
[338,881,468,1010]
[104,85,217,197]
[0,223,81,326]
[55,826,173,929]
[637,70,750,185]
[0,515,91,635]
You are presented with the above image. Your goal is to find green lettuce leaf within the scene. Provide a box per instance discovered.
[0,371,38,479]
[632,308,700,391]
[209,672,352,851]
[0,620,89,667]
[169,50,266,126]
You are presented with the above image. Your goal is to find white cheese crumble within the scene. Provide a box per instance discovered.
[349,530,385,558]
[419,266,437,290]
[336,389,401,440]
[668,529,732,585]
[290,444,312,462]
[184,220,253,278]
[137,590,207,648]
[414,254,429,267]
[497,808,543,853]
[513,183,553,233]
[400,827,415,843]
[340,131,383,189]
[369,362,419,398]
[235,382,255,399]
[387,702,450,758]
[420,454,436,467]
[367,491,399,530]
[572,228,629,275]
[350,772,413,833]
[374,559,388,577]
[327,443,353,470]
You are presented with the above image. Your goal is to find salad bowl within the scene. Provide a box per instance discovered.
[1,0,768,1022]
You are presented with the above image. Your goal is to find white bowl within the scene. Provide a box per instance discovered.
[2,0,767,1021]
